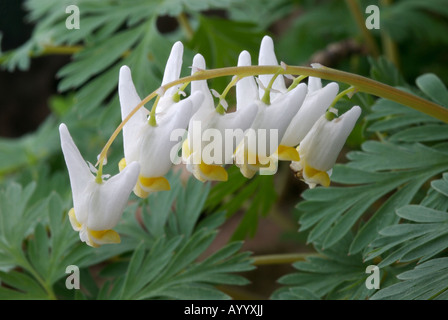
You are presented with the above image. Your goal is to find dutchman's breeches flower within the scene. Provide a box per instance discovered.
[118,40,206,198]
[290,106,362,188]
[118,65,204,198]
[280,78,339,148]
[233,38,307,178]
[59,123,140,247]
[182,54,258,182]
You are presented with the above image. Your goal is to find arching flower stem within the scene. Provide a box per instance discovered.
[96,63,448,168]
[215,76,240,115]
[261,67,284,105]
[329,86,357,110]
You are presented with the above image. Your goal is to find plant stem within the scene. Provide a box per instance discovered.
[330,86,357,109]
[42,45,83,55]
[98,64,448,166]
[162,65,448,123]
[96,90,157,166]
[252,253,319,266]
[17,255,57,300]
[215,76,239,114]
[345,0,380,57]
[177,13,194,41]
[148,95,161,127]
[380,0,400,68]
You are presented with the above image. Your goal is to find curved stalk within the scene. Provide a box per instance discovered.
[252,253,319,266]
[97,64,448,166]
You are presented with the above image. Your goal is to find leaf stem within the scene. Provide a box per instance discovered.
[148,95,161,127]
[96,91,157,166]
[215,76,239,114]
[41,45,83,55]
[177,13,194,41]
[251,253,319,266]
[345,0,380,57]
[380,0,400,68]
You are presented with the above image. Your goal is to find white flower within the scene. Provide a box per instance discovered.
[233,40,307,178]
[59,123,140,247]
[291,106,362,188]
[118,65,204,198]
[182,54,258,182]
[281,79,339,148]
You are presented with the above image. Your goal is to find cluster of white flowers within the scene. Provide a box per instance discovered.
[59,36,361,247]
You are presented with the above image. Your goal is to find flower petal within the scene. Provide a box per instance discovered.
[299,105,361,172]
[156,41,185,114]
[236,50,259,111]
[118,66,148,161]
[258,36,286,100]
[281,82,339,147]
[191,54,214,113]
[254,83,307,155]
[162,41,184,94]
[86,161,140,231]
[307,77,322,93]
[59,123,94,224]
[86,228,121,247]
[138,93,199,178]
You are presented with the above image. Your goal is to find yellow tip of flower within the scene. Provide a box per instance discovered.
[304,164,331,187]
[134,175,171,198]
[87,229,121,248]
[195,163,228,182]
[118,158,127,172]
[68,208,82,231]
[277,145,300,161]
[134,183,150,198]
[182,139,191,159]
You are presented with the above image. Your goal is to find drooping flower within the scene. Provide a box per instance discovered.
[280,78,339,148]
[182,53,258,182]
[233,38,307,178]
[290,106,362,188]
[59,123,140,247]
[118,65,204,198]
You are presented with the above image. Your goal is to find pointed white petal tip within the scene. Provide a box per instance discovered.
[119,65,131,75]
[294,82,308,95]
[238,50,252,66]
[167,41,184,66]
[349,105,362,118]
[261,35,274,49]
[119,65,133,85]
[192,54,206,71]
[326,81,339,92]
[171,41,184,56]
[259,36,278,66]
[59,123,68,135]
